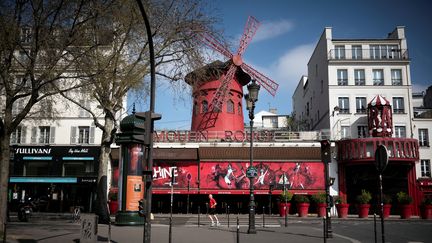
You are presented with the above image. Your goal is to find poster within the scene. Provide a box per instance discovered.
[200,161,324,190]
[126,175,144,211]
[152,162,197,188]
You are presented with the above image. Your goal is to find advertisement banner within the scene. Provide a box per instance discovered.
[152,161,324,191]
[201,161,324,190]
[126,175,144,211]
[152,162,198,188]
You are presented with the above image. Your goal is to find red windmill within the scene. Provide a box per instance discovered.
[185,16,279,134]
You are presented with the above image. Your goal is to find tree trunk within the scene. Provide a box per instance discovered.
[0,132,11,237]
[94,114,116,224]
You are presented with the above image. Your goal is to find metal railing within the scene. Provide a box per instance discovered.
[328,49,409,60]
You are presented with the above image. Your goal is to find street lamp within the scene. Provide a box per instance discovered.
[245,80,260,234]
[321,140,333,238]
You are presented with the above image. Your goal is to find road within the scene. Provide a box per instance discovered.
[3,213,432,243]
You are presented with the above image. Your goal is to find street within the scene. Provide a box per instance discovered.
[3,213,432,243]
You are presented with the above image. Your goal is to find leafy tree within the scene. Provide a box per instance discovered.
[0,0,101,234]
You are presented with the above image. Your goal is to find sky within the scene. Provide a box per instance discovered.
[129,0,432,130]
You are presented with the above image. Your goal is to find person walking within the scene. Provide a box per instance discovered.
[208,194,220,226]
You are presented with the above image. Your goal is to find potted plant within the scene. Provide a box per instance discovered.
[396,191,413,219]
[293,194,310,217]
[382,194,392,218]
[420,197,432,220]
[278,191,293,217]
[311,193,327,217]
[356,189,372,218]
[335,195,349,218]
[108,191,119,215]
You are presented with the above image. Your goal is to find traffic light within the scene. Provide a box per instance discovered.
[135,111,161,145]
[320,139,331,163]
[138,199,145,217]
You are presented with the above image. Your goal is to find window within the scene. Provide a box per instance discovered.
[338,97,350,114]
[193,102,198,116]
[79,100,91,117]
[373,69,384,85]
[227,100,234,113]
[356,97,367,113]
[370,45,400,59]
[394,126,406,138]
[341,126,350,139]
[38,126,51,144]
[352,45,362,59]
[354,69,365,86]
[238,103,242,115]
[357,126,368,138]
[39,99,53,117]
[335,45,345,59]
[201,100,208,113]
[70,126,95,144]
[78,126,90,144]
[10,126,26,144]
[12,99,25,117]
[370,45,381,59]
[393,97,405,113]
[337,69,348,85]
[391,69,402,85]
[421,160,431,177]
[419,129,429,147]
[20,28,32,43]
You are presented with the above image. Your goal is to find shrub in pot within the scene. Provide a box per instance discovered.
[356,189,372,218]
[293,194,310,217]
[420,197,432,220]
[396,191,413,219]
[278,191,292,217]
[311,193,327,217]
[335,196,349,218]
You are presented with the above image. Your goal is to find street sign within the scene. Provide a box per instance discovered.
[375,145,389,173]
[186,173,192,181]
[246,166,258,178]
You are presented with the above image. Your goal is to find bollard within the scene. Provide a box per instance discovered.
[323,217,327,243]
[3,222,6,243]
[374,213,377,243]
[198,205,201,227]
[236,217,240,243]
[262,206,265,228]
[227,205,230,228]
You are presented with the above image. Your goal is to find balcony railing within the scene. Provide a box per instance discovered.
[328,49,409,60]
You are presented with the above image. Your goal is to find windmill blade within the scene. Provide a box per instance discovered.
[241,63,279,96]
[236,16,260,56]
[209,64,238,112]
[197,32,233,60]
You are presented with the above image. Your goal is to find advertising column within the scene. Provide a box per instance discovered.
[116,144,145,225]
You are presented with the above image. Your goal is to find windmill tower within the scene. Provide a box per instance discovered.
[185,16,279,133]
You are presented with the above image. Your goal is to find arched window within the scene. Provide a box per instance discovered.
[238,102,242,115]
[201,100,208,113]
[193,102,198,116]
[227,100,234,113]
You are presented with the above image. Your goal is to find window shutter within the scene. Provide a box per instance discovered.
[31,127,37,144]
[89,126,95,144]
[50,126,56,144]
[70,126,77,144]
[21,126,27,144]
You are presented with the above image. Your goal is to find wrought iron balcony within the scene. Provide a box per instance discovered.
[328,49,409,60]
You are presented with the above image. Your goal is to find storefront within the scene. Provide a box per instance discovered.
[8,145,100,212]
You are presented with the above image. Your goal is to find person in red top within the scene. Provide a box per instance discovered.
[208,194,220,226]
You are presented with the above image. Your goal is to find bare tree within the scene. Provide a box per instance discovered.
[0,0,107,234]
[59,0,220,223]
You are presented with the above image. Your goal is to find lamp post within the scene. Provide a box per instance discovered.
[245,80,260,234]
[321,140,333,238]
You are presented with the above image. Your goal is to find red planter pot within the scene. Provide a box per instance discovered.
[399,204,412,219]
[279,202,291,217]
[420,205,432,219]
[336,203,349,218]
[358,204,370,218]
[382,204,392,218]
[317,203,327,217]
[297,203,310,217]
[109,201,119,215]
